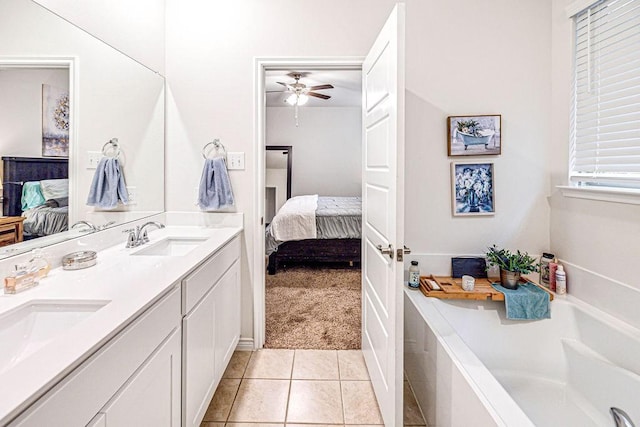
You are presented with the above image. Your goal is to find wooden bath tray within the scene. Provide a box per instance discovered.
[419,275,554,301]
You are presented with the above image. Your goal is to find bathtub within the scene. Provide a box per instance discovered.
[404,289,640,427]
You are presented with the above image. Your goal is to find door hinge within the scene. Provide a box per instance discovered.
[261,217,264,225]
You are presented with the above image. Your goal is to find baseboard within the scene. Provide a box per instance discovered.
[236,337,255,351]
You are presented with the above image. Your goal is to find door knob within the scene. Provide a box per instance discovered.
[376,244,394,259]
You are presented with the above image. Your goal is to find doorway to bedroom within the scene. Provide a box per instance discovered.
[259,63,363,350]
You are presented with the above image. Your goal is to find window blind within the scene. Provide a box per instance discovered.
[570,0,640,189]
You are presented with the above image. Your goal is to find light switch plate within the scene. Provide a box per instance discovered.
[126,186,137,205]
[227,152,245,170]
[86,151,102,169]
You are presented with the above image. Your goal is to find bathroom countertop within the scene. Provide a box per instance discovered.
[0,225,242,425]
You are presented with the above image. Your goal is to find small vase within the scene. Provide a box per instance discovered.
[500,270,520,290]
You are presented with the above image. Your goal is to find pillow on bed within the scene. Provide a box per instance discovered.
[40,179,69,200]
[44,197,69,208]
[21,181,45,211]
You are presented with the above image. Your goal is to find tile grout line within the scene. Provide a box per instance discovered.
[225,351,254,424]
[283,350,295,425]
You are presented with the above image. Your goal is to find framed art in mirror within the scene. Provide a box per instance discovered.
[42,84,69,157]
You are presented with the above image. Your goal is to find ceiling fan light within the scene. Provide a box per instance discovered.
[297,94,309,106]
[285,93,298,105]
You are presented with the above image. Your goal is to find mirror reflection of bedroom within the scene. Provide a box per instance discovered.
[0,66,70,247]
[264,68,363,350]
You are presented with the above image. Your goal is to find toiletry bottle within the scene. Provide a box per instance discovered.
[556,265,567,294]
[549,262,558,292]
[4,263,39,294]
[540,253,555,287]
[30,248,50,278]
[408,261,420,289]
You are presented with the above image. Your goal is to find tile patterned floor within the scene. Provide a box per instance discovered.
[201,349,426,427]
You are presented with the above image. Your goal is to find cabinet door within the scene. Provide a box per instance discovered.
[101,328,181,426]
[182,286,216,426]
[213,261,241,378]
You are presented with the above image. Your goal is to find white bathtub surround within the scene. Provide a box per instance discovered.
[405,289,640,427]
[557,260,640,332]
[0,214,242,424]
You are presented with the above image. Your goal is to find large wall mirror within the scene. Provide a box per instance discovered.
[0,0,165,258]
[265,146,291,225]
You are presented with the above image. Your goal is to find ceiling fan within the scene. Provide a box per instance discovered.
[268,73,334,106]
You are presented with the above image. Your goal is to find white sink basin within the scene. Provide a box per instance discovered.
[131,237,208,257]
[0,300,109,374]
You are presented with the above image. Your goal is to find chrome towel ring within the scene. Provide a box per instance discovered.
[102,138,121,159]
[202,139,227,160]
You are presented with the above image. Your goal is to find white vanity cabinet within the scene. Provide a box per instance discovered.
[182,236,241,426]
[9,286,182,427]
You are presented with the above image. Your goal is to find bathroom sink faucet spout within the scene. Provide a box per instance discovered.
[611,408,636,427]
[123,221,165,248]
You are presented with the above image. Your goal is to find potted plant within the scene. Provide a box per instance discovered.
[456,119,495,149]
[485,245,538,290]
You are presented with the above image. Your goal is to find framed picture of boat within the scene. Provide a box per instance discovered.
[448,114,501,156]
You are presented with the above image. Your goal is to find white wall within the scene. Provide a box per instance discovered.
[548,0,640,328]
[33,0,165,74]
[267,107,362,197]
[403,0,552,275]
[0,68,68,158]
[165,0,553,343]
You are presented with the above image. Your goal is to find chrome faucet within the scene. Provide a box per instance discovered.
[123,221,165,248]
[72,220,116,232]
[71,221,98,232]
[612,408,636,427]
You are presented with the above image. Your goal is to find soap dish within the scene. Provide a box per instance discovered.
[62,251,97,270]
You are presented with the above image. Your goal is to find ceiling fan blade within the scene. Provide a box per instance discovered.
[266,90,287,93]
[308,92,331,100]
[308,84,334,91]
[276,82,290,87]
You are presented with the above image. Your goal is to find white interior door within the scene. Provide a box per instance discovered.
[361,4,405,427]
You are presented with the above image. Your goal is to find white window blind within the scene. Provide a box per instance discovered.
[570,0,640,189]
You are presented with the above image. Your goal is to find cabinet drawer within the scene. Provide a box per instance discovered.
[10,286,181,426]
[182,236,240,314]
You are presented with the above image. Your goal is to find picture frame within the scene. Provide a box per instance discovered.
[451,162,495,216]
[42,84,70,157]
[448,114,501,156]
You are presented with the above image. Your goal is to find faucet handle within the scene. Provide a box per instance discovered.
[123,228,138,248]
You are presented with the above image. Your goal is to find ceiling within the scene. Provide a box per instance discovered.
[265,69,361,108]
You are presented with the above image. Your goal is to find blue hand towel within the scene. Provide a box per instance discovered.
[491,282,551,320]
[197,157,235,211]
[86,157,129,209]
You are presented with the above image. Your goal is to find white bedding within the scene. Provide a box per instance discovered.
[270,194,318,241]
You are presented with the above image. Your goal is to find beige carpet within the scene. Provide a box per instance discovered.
[265,267,361,350]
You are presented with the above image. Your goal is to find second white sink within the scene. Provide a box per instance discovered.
[131,237,208,257]
[0,300,109,375]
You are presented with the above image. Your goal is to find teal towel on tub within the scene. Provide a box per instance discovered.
[491,282,551,320]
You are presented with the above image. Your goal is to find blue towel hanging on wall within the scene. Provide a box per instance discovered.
[86,157,129,209]
[197,157,235,211]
